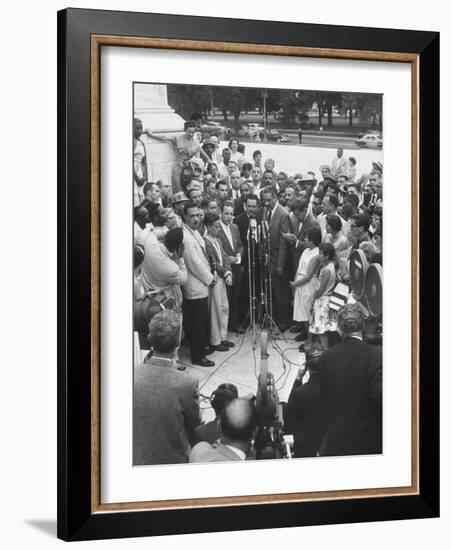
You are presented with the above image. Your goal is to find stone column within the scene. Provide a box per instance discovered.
[134,83,185,188]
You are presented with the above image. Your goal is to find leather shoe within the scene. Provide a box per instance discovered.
[295,332,307,342]
[192,357,215,367]
[221,340,235,348]
[212,343,229,352]
[203,346,215,356]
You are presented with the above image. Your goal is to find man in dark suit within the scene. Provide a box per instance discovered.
[218,201,244,332]
[233,194,262,328]
[285,354,328,457]
[318,304,383,456]
[133,311,201,465]
[261,186,292,332]
[282,197,321,278]
[189,398,256,462]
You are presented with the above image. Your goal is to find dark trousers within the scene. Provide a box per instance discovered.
[239,261,261,326]
[227,265,244,330]
[182,297,209,362]
[271,272,291,330]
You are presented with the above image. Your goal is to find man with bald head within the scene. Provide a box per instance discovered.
[189,398,256,462]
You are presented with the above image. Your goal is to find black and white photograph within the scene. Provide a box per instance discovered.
[132,82,383,466]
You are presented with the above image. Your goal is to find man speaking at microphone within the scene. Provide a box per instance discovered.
[233,194,262,329]
[261,186,292,332]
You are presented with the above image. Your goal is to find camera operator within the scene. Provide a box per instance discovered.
[189,398,257,462]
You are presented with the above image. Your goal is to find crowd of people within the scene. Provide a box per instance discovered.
[133,116,383,465]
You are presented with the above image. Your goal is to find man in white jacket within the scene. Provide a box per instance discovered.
[182,202,216,367]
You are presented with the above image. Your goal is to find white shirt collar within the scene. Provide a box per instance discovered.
[224,444,246,460]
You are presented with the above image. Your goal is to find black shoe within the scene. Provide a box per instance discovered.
[212,343,229,352]
[289,323,302,334]
[294,332,307,342]
[192,357,215,367]
[203,346,215,356]
[221,340,235,348]
[298,343,306,352]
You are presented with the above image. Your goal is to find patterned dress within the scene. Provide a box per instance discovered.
[309,262,337,334]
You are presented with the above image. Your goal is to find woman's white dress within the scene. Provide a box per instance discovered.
[293,246,318,322]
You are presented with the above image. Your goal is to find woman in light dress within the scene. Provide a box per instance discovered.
[309,242,338,351]
[228,138,245,169]
[290,226,322,342]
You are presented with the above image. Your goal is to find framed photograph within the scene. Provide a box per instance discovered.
[57,8,439,541]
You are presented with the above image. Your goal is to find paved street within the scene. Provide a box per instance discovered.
[221,140,383,177]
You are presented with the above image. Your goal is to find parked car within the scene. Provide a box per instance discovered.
[238,123,264,137]
[200,120,230,140]
[266,128,281,141]
[357,129,382,139]
[355,133,383,148]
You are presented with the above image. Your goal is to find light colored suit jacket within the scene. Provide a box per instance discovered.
[182,225,214,299]
[189,441,244,463]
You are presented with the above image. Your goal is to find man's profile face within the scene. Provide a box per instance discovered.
[146,184,161,202]
[221,205,234,225]
[184,206,201,229]
[208,219,222,238]
[185,125,195,138]
[206,181,217,196]
[205,201,219,216]
[134,119,143,139]
[217,184,228,200]
[312,198,323,215]
[240,184,250,197]
[322,196,334,214]
[284,187,295,208]
[371,176,383,198]
[160,181,172,197]
[263,192,276,210]
[246,199,258,218]
[293,207,307,222]
[189,190,202,205]
[262,172,274,186]
[277,174,288,190]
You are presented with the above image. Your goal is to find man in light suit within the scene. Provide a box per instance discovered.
[218,201,244,333]
[261,186,292,332]
[189,398,256,462]
[181,202,215,367]
[134,311,201,465]
[318,304,383,456]
[204,213,233,352]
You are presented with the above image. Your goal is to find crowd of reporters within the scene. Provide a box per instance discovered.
[133,117,383,464]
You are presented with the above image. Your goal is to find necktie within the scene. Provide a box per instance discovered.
[267,208,272,224]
